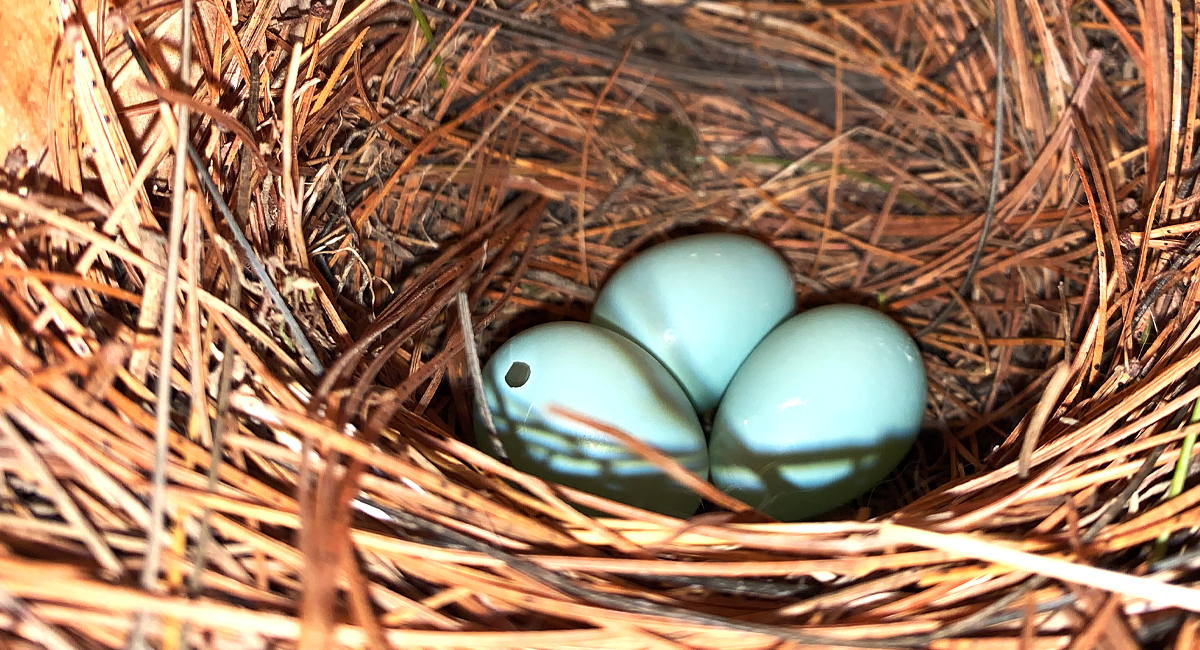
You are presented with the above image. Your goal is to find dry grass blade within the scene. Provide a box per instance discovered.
[0,417,121,577]
[879,524,1200,613]
[0,588,81,650]
[1018,361,1072,479]
[456,291,506,460]
[131,3,196,649]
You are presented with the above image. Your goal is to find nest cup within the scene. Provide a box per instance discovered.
[2,1,1200,649]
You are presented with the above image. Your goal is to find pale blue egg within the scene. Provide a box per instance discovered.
[591,233,796,413]
[476,321,708,518]
[709,304,927,521]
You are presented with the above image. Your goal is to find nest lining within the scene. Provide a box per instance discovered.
[0,0,1198,649]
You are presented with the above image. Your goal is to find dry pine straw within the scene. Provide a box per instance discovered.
[0,0,1199,649]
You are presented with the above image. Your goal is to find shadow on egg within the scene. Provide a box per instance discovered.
[483,408,708,519]
[708,412,919,522]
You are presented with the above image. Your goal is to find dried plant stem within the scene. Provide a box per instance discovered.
[131,3,195,650]
[456,291,506,460]
[120,33,325,376]
[0,416,121,577]
[282,40,307,262]
[179,256,243,650]
[880,524,1200,613]
[1018,362,1072,478]
[917,0,1007,338]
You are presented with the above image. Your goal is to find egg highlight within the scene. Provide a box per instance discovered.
[591,233,796,412]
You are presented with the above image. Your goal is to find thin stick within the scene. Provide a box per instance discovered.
[0,587,82,650]
[547,405,760,516]
[134,3,194,650]
[282,40,307,263]
[456,291,507,461]
[916,0,1006,338]
[0,416,122,577]
[120,33,325,376]
[179,143,208,650]
[879,524,1200,613]
[189,256,242,597]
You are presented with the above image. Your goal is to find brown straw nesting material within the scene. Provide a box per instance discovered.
[0,0,1199,648]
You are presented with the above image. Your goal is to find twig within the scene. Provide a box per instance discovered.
[456,291,506,460]
[177,265,240,650]
[0,587,82,650]
[121,32,325,376]
[547,405,760,517]
[281,40,307,262]
[133,3,194,650]
[188,256,242,596]
[916,0,1007,338]
[879,524,1200,613]
[1085,444,1166,545]
[235,53,262,224]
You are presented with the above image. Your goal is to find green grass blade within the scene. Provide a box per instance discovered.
[408,0,448,89]
[1152,398,1200,559]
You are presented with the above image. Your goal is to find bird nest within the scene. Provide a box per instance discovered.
[0,0,1199,649]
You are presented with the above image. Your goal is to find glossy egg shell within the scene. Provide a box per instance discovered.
[709,304,927,521]
[476,321,708,518]
[591,233,796,412]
